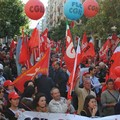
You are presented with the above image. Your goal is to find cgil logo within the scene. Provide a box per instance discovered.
[29,5,44,13]
[88,5,99,12]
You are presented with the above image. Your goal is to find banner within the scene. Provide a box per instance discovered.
[18,111,120,120]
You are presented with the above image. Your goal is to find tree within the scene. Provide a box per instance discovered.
[48,20,66,42]
[0,0,29,38]
[72,0,120,41]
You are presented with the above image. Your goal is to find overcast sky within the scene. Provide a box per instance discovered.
[21,0,48,29]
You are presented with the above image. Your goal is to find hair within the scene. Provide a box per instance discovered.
[106,79,114,85]
[83,95,96,115]
[88,66,95,73]
[21,65,27,69]
[55,61,60,66]
[22,86,35,98]
[24,80,34,88]
[50,87,59,95]
[32,93,46,109]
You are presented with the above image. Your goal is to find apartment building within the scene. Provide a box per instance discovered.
[46,0,65,30]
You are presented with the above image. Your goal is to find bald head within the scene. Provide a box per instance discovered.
[83,78,91,90]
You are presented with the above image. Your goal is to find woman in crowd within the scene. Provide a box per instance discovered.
[101,79,119,116]
[32,93,49,112]
[80,95,98,117]
[4,91,24,120]
[3,80,15,101]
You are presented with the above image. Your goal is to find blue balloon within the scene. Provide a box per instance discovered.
[64,0,84,20]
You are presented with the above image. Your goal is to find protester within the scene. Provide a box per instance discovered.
[53,61,68,98]
[89,66,102,95]
[21,65,27,74]
[49,87,75,113]
[81,95,98,117]
[101,79,119,116]
[33,93,48,112]
[4,91,24,120]
[0,64,6,85]
[35,75,54,104]
[0,86,6,112]
[4,62,13,80]
[98,62,108,83]
[75,77,96,114]
[20,85,35,111]
[3,80,15,101]
[114,99,120,115]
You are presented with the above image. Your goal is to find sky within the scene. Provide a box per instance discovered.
[22,0,48,29]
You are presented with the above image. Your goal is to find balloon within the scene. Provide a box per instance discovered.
[24,0,45,20]
[64,0,84,20]
[114,66,120,77]
[114,77,120,89]
[83,0,99,18]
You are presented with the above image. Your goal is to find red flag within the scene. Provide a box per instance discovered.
[13,48,50,93]
[29,28,40,49]
[70,21,75,28]
[99,39,111,61]
[83,38,95,58]
[67,39,82,99]
[9,40,16,59]
[41,28,48,37]
[64,23,75,73]
[81,36,95,60]
[81,32,88,51]
[109,44,120,79]
[111,34,120,52]
[19,37,31,67]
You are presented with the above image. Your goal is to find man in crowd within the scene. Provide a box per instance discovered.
[75,76,96,114]
[53,61,68,98]
[49,87,75,113]
[89,66,102,95]
[0,64,6,85]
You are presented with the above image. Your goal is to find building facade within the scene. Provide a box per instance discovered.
[46,0,66,30]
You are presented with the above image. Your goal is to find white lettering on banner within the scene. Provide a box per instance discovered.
[66,36,75,59]
[18,112,120,120]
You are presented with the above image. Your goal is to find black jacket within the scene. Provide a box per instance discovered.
[4,108,17,120]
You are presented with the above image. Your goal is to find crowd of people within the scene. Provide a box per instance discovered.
[0,42,120,120]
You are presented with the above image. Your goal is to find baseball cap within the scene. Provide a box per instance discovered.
[0,64,3,70]
[3,80,14,87]
[8,91,20,100]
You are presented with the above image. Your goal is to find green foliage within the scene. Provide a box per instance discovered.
[72,0,120,40]
[0,0,29,38]
[48,20,66,42]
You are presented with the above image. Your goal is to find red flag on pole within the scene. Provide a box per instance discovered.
[19,37,31,67]
[64,23,75,73]
[29,28,40,49]
[81,32,88,51]
[9,40,16,59]
[99,39,111,61]
[13,48,51,93]
[109,43,120,79]
[82,37,95,58]
[67,38,82,99]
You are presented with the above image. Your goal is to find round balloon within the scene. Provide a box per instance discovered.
[83,0,99,18]
[114,66,120,77]
[24,0,45,20]
[64,0,84,20]
[115,77,120,89]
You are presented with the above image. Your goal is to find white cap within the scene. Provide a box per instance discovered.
[0,64,3,70]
